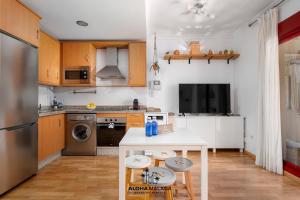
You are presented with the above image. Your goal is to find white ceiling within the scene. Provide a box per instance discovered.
[21,0,147,40]
[147,0,278,37]
[21,0,278,40]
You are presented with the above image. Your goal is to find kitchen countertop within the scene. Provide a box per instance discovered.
[38,105,147,117]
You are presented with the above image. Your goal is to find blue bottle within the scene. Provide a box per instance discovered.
[145,117,152,137]
[152,117,158,136]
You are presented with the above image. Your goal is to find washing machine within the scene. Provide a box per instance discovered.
[63,114,97,156]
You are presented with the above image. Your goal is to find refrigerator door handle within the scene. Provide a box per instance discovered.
[1,122,35,131]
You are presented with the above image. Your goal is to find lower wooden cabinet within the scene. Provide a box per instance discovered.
[38,114,65,161]
[126,113,144,131]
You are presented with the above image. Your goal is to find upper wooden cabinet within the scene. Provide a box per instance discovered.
[128,42,146,87]
[61,42,96,86]
[62,42,96,68]
[0,0,41,47]
[39,32,60,86]
[59,41,146,87]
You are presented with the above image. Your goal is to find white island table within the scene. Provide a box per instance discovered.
[119,127,208,200]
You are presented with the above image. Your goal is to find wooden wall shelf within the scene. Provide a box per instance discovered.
[163,53,240,64]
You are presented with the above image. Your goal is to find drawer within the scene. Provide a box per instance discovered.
[126,123,144,128]
[96,113,127,118]
[127,113,144,124]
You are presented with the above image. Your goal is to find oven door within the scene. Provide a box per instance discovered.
[97,123,126,146]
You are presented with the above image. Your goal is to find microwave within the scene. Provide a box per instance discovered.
[63,67,90,84]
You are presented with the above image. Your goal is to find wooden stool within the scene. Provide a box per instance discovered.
[165,157,194,200]
[152,151,177,167]
[147,167,176,200]
[126,155,152,200]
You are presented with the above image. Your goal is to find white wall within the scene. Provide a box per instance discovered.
[233,24,259,154]
[146,36,237,113]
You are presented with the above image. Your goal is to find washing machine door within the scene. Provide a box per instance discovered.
[72,123,91,142]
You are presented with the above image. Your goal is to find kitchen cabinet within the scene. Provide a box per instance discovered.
[128,42,146,87]
[215,117,244,149]
[0,0,41,47]
[61,42,96,86]
[126,113,145,131]
[186,116,216,149]
[38,114,65,161]
[39,32,60,86]
[62,42,96,68]
[175,115,244,151]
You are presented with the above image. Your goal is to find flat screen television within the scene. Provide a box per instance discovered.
[179,84,231,114]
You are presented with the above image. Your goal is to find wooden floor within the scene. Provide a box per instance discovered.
[1,152,300,200]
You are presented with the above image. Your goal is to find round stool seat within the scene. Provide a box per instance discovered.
[165,157,193,172]
[152,151,177,161]
[146,167,176,187]
[126,155,151,169]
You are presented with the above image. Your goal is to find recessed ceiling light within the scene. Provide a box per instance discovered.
[179,27,185,31]
[195,25,202,29]
[76,20,88,27]
[185,25,191,29]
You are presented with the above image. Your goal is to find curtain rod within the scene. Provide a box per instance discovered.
[248,0,287,27]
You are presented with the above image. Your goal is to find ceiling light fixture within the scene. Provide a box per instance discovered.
[195,25,202,29]
[76,20,88,27]
[181,0,215,19]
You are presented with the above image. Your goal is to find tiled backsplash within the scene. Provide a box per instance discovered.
[38,85,54,106]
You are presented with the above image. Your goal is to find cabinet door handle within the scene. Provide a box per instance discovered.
[46,69,49,78]
[37,29,39,40]
[58,119,61,127]
[85,54,89,62]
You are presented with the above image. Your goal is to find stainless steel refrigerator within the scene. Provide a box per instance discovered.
[0,32,38,195]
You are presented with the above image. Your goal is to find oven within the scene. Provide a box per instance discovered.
[96,117,126,146]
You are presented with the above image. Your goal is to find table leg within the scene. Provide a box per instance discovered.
[201,146,208,200]
[182,150,187,184]
[119,146,126,200]
[129,150,135,182]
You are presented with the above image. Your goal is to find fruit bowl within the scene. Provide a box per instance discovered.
[86,103,96,110]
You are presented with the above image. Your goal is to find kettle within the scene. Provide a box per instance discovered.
[133,99,139,110]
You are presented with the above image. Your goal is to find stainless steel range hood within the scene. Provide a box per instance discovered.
[96,47,125,79]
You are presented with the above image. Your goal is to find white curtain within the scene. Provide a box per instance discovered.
[256,8,283,175]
